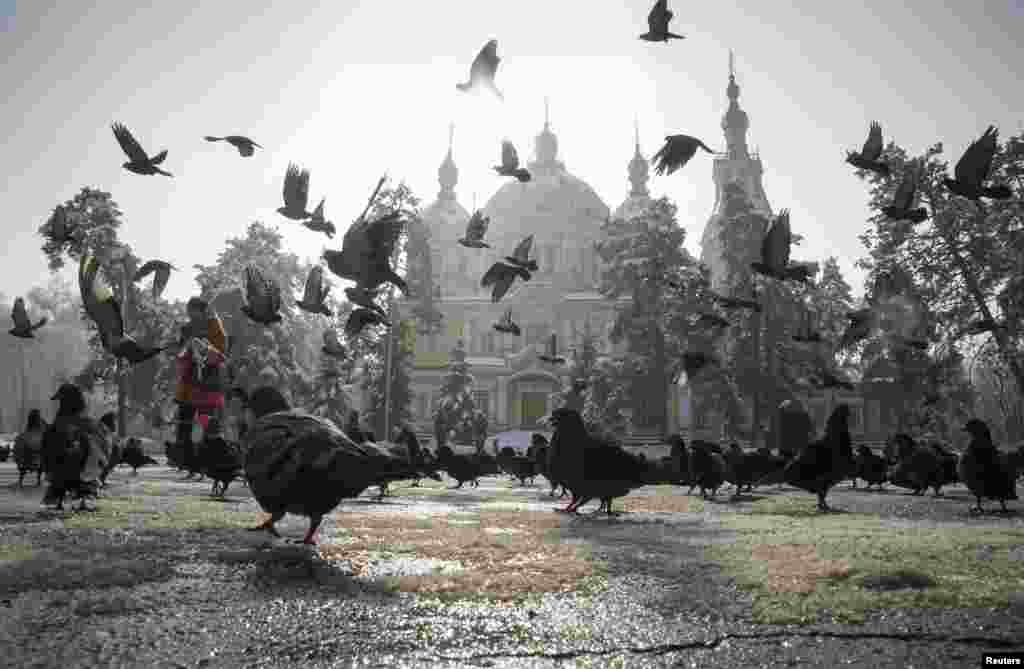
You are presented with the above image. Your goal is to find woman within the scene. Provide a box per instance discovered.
[174,297,228,464]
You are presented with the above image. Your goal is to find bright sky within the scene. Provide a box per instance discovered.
[3,1,1022,307]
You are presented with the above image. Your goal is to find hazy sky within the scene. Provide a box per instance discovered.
[3,1,1022,306]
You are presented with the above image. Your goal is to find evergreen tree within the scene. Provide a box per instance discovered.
[363,317,414,439]
[433,339,476,443]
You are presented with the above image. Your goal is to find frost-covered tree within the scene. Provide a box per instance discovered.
[433,339,476,443]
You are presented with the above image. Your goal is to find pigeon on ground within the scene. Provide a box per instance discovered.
[957,418,1017,512]
[112,122,172,176]
[79,255,167,364]
[494,140,531,182]
[456,39,503,100]
[241,264,283,325]
[639,0,685,42]
[277,163,313,220]
[883,163,929,223]
[458,211,491,248]
[204,135,261,157]
[845,121,890,176]
[652,134,713,176]
[296,265,331,316]
[944,126,1013,200]
[9,298,47,338]
[303,198,336,238]
[132,260,176,300]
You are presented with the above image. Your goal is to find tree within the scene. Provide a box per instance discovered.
[596,196,718,433]
[971,340,1024,444]
[433,340,476,443]
[855,131,1024,396]
[193,221,319,406]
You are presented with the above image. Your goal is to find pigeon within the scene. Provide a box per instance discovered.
[456,39,503,100]
[324,211,407,294]
[944,126,1013,200]
[494,140,531,182]
[883,163,929,223]
[132,259,176,300]
[709,292,762,312]
[112,122,172,176]
[322,329,347,359]
[303,198,336,238]
[845,121,890,176]
[78,255,167,364]
[204,135,262,157]
[778,405,854,511]
[9,298,47,338]
[493,310,521,336]
[241,264,283,325]
[345,286,386,315]
[958,418,1017,512]
[751,210,811,283]
[838,308,876,349]
[277,163,313,220]
[458,210,491,248]
[504,234,540,272]
[346,307,391,338]
[41,384,112,511]
[793,305,824,343]
[296,265,331,317]
[639,0,685,41]
[539,333,566,364]
[481,261,531,303]
[651,135,713,176]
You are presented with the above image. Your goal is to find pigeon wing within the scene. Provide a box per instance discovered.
[303,266,324,306]
[282,164,300,208]
[481,262,507,287]
[365,211,406,259]
[954,127,996,187]
[112,122,148,162]
[297,169,311,212]
[471,40,500,80]
[862,121,883,160]
[502,141,518,170]
[770,210,792,269]
[891,165,917,210]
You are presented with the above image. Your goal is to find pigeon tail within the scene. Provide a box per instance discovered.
[204,136,223,142]
[456,82,471,93]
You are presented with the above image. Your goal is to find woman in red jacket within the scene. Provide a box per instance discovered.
[174,297,228,465]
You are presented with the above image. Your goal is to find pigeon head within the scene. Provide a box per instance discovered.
[549,407,583,430]
[963,419,993,444]
[247,386,291,420]
[51,383,86,415]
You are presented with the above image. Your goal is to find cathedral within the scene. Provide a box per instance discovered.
[399,58,885,443]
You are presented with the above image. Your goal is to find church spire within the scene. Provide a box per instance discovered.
[722,50,750,159]
[438,122,458,200]
[628,115,649,197]
[533,96,561,169]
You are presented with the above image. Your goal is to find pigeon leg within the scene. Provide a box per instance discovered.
[299,517,323,545]
[248,511,284,536]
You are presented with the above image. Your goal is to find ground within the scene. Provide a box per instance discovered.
[1,459,1022,669]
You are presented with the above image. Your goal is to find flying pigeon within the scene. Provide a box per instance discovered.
[277,163,313,220]
[458,211,491,248]
[539,333,566,364]
[494,140,531,182]
[751,210,812,283]
[78,255,167,364]
[505,234,539,272]
[204,135,262,157]
[944,126,1013,200]
[324,210,408,294]
[9,297,47,338]
[456,39,503,100]
[651,134,713,176]
[883,163,929,223]
[242,264,283,325]
[296,265,331,316]
[493,310,521,336]
[112,122,172,177]
[344,286,386,316]
[639,0,685,41]
[345,307,391,338]
[845,121,890,176]
[304,198,336,238]
[132,260,176,300]
[481,261,531,303]
[322,329,347,359]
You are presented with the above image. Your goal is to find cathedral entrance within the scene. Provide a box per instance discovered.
[520,392,549,427]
